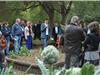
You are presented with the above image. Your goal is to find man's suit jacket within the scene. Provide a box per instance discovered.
[41,23,50,39]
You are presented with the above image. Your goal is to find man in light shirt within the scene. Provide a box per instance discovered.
[41,19,50,49]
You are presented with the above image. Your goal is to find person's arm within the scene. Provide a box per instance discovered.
[79,28,85,41]
[83,34,90,48]
[11,24,15,37]
[24,27,27,40]
[1,27,4,35]
[31,27,34,37]
[5,27,11,36]
[8,27,11,34]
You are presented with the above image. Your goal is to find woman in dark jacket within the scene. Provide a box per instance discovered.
[84,21,100,66]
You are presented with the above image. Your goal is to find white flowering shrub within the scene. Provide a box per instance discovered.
[41,45,60,64]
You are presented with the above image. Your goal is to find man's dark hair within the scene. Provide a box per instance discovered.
[45,18,49,21]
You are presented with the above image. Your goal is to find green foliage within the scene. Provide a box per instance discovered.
[41,45,60,64]
[0,66,13,75]
[0,1,100,26]
[81,62,95,75]
[20,6,48,23]
[72,1,100,24]
[32,39,42,45]
[9,50,17,59]
[18,46,32,56]
[64,63,95,75]
[9,46,32,58]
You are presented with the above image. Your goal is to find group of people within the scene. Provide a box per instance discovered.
[0,18,63,56]
[0,18,34,69]
[0,16,99,69]
[0,18,63,69]
[64,16,100,69]
[0,18,34,56]
[41,18,63,49]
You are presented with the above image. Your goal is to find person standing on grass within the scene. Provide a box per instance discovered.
[11,18,23,54]
[25,21,33,50]
[64,16,85,69]
[0,31,6,69]
[83,21,100,66]
[41,18,50,49]
[1,22,11,56]
[32,23,37,40]
[20,19,26,46]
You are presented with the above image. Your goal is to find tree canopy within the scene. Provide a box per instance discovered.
[0,1,100,26]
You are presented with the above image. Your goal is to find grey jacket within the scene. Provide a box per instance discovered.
[64,23,85,55]
[41,23,50,39]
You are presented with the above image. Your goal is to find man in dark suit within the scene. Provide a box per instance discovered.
[36,23,41,40]
[41,19,50,49]
[33,23,41,40]
[52,23,62,46]
[32,24,37,40]
[64,16,85,69]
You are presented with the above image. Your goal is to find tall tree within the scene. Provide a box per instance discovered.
[39,1,55,35]
[39,2,55,27]
[54,1,72,25]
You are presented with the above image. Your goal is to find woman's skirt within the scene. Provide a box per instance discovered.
[84,51,99,65]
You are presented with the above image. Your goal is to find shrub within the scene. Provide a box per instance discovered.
[41,45,60,64]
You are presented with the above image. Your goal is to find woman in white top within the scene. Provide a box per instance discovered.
[25,21,33,50]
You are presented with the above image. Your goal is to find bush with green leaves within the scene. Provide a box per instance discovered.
[9,46,32,58]
[41,45,60,64]
[64,62,95,75]
[81,62,95,75]
[18,46,32,56]
[9,50,17,59]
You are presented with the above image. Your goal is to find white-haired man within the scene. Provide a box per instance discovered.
[64,16,85,69]
[11,18,23,54]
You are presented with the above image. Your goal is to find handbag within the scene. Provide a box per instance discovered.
[0,36,6,49]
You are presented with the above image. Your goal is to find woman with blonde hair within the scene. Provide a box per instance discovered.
[25,21,33,50]
[84,21,100,66]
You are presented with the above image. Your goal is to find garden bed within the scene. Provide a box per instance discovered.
[6,48,64,74]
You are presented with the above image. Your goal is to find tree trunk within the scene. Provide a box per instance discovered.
[54,1,72,25]
[61,14,66,25]
[48,12,54,36]
[39,2,55,36]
